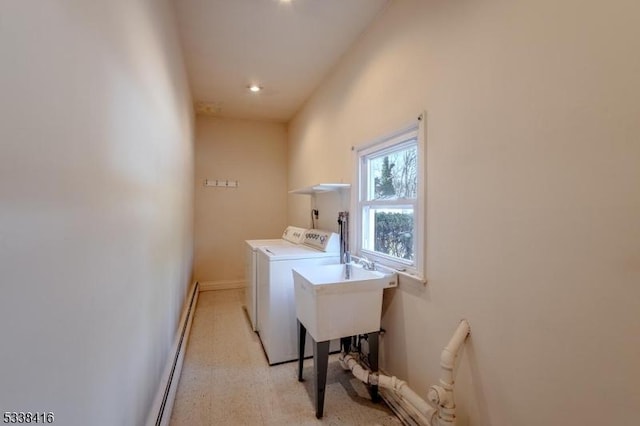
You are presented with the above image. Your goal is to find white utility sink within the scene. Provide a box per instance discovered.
[292,263,397,342]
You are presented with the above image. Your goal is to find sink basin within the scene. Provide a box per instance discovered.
[292,264,397,342]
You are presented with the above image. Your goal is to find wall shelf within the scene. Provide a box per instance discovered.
[289,183,350,195]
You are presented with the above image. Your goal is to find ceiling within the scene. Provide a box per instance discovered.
[172,0,389,122]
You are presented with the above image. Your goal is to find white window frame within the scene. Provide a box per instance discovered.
[351,114,426,280]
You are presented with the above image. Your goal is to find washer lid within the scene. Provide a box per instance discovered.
[260,245,338,260]
[246,239,293,249]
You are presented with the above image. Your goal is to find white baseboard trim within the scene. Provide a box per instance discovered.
[199,280,246,292]
[145,279,247,425]
[146,281,200,426]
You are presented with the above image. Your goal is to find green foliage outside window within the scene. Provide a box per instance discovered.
[374,211,414,261]
[374,156,396,198]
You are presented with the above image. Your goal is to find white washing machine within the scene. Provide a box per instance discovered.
[245,226,307,331]
[257,230,342,365]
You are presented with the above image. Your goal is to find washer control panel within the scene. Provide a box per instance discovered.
[282,226,307,243]
[302,230,340,252]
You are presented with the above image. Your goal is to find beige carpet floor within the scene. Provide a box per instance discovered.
[169,288,402,426]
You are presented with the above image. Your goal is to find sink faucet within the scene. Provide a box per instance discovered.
[359,257,376,271]
[344,251,352,279]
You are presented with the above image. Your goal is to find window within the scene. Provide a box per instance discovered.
[353,118,425,278]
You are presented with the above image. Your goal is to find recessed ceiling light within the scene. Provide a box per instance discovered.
[248,84,262,93]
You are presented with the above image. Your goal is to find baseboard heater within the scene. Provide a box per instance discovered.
[379,385,426,426]
[146,281,200,426]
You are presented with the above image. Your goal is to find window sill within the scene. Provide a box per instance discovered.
[393,268,426,286]
[352,256,426,286]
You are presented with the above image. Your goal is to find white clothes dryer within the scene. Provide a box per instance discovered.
[257,230,341,365]
[245,226,307,331]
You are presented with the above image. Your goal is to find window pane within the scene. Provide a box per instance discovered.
[367,142,417,200]
[363,207,414,261]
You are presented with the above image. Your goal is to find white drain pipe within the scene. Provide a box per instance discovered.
[339,320,471,426]
[426,319,471,425]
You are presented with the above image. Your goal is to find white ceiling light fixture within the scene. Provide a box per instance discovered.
[248,84,262,93]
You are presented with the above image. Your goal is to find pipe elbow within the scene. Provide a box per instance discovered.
[441,320,471,369]
[440,347,457,370]
[340,353,372,384]
[427,385,446,406]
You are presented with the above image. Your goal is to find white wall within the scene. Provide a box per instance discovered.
[288,1,640,425]
[0,1,194,425]
[288,190,351,234]
[193,116,288,283]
